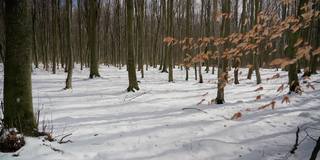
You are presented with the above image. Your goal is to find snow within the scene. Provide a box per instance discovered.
[0,65,320,160]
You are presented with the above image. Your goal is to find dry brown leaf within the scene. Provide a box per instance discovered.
[281,96,290,104]
[271,101,276,110]
[256,95,262,101]
[277,84,284,92]
[231,112,242,120]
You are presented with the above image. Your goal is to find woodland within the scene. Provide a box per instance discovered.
[0,0,320,159]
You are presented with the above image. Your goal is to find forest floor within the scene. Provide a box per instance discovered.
[0,65,320,160]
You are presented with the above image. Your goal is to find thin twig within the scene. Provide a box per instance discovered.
[58,133,72,144]
[123,91,150,102]
[182,108,208,114]
[304,129,317,142]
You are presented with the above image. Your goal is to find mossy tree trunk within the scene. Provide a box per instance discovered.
[4,0,36,136]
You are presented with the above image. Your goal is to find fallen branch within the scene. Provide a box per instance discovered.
[182,108,207,114]
[197,99,206,105]
[201,92,209,97]
[58,133,72,144]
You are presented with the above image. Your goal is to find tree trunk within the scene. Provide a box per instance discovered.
[4,0,36,136]
[185,0,191,80]
[126,0,139,92]
[32,0,39,68]
[77,0,83,70]
[215,0,230,104]
[287,0,309,92]
[136,0,145,78]
[65,0,73,89]
[88,0,100,78]
[167,0,173,82]
[51,0,58,74]
[253,0,262,84]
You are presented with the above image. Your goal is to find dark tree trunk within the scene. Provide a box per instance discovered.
[215,0,230,104]
[167,0,173,82]
[65,0,73,89]
[4,0,36,136]
[88,0,100,78]
[126,0,139,92]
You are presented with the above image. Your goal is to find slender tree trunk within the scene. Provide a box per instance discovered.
[185,0,191,80]
[77,0,83,70]
[247,0,254,79]
[65,0,73,89]
[32,0,39,68]
[167,0,173,82]
[234,58,240,84]
[51,0,58,74]
[253,0,262,84]
[136,0,145,78]
[126,0,139,92]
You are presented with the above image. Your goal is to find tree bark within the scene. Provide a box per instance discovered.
[88,0,100,78]
[65,0,73,89]
[4,0,36,136]
[215,0,231,104]
[167,0,173,82]
[126,0,139,92]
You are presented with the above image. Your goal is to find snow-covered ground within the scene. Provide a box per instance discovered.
[0,65,320,160]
